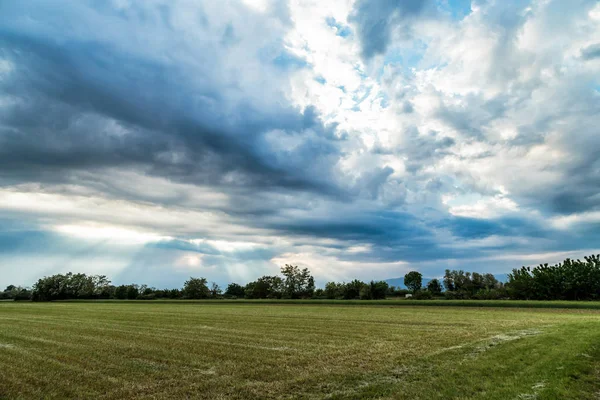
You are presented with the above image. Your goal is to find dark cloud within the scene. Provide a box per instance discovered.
[349,0,431,60]
[268,210,426,242]
[397,127,456,173]
[581,43,600,60]
[443,216,546,240]
[0,17,342,198]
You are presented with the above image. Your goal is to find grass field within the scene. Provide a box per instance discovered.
[1,303,600,399]
[56,298,600,309]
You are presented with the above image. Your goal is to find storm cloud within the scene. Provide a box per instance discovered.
[1,0,600,288]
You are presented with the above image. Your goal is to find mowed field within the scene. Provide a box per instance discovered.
[1,303,600,400]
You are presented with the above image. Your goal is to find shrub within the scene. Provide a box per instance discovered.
[444,291,469,300]
[13,288,32,301]
[473,288,508,300]
[389,288,411,297]
[414,290,433,300]
[136,294,156,300]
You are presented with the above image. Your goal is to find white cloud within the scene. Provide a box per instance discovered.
[54,223,171,245]
[444,194,519,219]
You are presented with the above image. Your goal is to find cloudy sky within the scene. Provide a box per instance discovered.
[1,0,600,289]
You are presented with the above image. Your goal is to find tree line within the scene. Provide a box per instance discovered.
[2,254,600,302]
[0,264,398,302]
[506,255,600,300]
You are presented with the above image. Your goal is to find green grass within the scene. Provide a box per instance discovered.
[57,298,600,309]
[1,303,599,399]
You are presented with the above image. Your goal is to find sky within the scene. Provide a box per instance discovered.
[1,0,600,289]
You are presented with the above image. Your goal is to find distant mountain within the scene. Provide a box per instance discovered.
[384,274,508,289]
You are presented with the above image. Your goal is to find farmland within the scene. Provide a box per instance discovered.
[1,302,599,399]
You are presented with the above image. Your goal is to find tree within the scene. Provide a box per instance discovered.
[31,272,112,301]
[126,284,139,300]
[183,277,210,299]
[1,285,30,301]
[324,282,343,299]
[370,281,389,299]
[280,265,315,299]
[359,284,372,300]
[482,273,499,290]
[224,283,245,298]
[244,276,283,299]
[13,287,32,301]
[210,282,222,298]
[342,280,365,299]
[443,269,455,292]
[114,285,128,300]
[427,279,443,295]
[404,271,422,294]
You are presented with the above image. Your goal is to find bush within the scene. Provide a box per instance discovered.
[136,294,156,300]
[389,288,411,297]
[413,290,433,300]
[444,291,468,300]
[13,289,32,301]
[473,288,508,300]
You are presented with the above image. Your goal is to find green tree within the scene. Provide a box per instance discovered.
[342,280,365,299]
[280,265,315,299]
[370,281,389,299]
[31,272,112,301]
[324,282,343,299]
[1,285,30,301]
[13,287,32,301]
[404,271,422,294]
[244,276,283,299]
[443,269,455,292]
[126,284,139,300]
[183,277,210,299]
[427,279,443,295]
[114,285,128,300]
[210,282,222,298]
[359,284,372,300]
[224,283,245,298]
